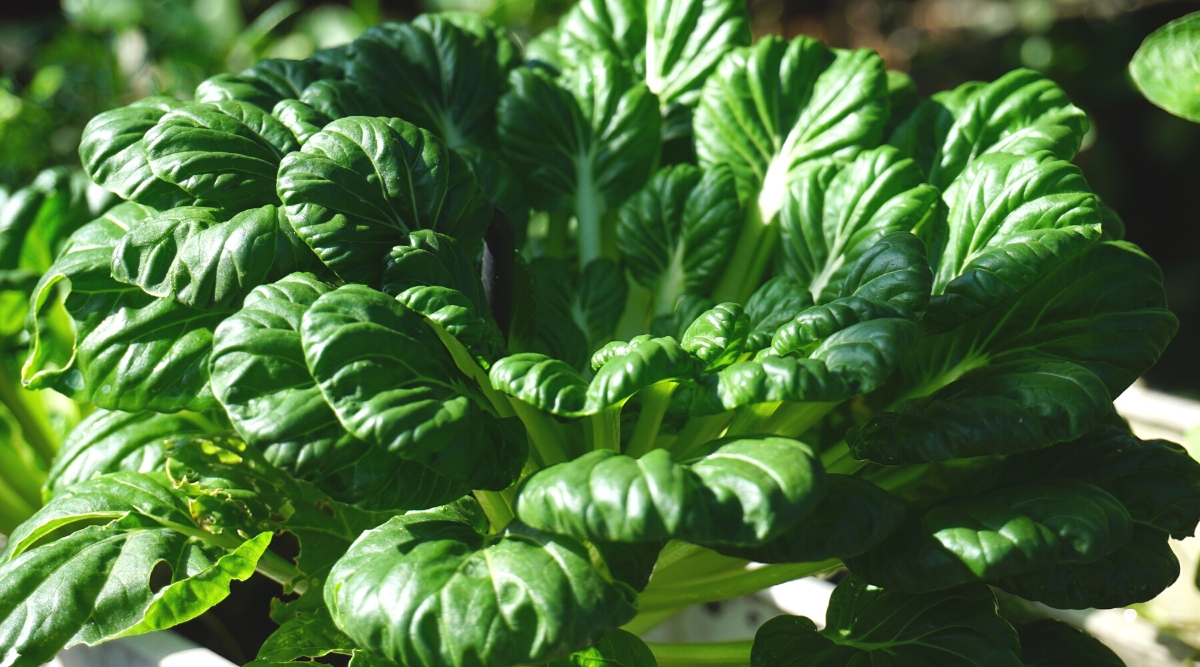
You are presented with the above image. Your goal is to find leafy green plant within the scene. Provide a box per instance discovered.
[2,1,1198,665]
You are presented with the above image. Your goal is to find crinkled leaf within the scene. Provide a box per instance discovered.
[680,302,749,370]
[395,285,505,363]
[45,409,215,499]
[381,230,488,316]
[257,604,358,662]
[1016,619,1125,667]
[278,116,492,287]
[998,424,1200,539]
[744,276,813,350]
[846,478,1132,592]
[516,436,824,545]
[489,353,590,415]
[616,163,741,311]
[111,204,313,310]
[344,15,509,150]
[195,58,335,109]
[888,68,1088,190]
[695,36,887,221]
[79,97,196,208]
[22,208,223,412]
[994,524,1179,609]
[325,502,638,667]
[749,576,1022,667]
[301,284,525,489]
[586,336,699,413]
[850,242,1177,464]
[925,151,1102,331]
[695,318,917,414]
[775,147,938,304]
[549,629,658,667]
[715,474,903,563]
[144,100,299,208]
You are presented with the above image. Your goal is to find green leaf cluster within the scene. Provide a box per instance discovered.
[1,3,1194,667]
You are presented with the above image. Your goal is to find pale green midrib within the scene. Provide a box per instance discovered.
[575,147,605,267]
[655,243,687,316]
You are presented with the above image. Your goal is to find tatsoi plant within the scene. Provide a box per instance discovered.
[1,1,1198,666]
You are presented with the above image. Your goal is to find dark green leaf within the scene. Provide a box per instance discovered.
[79,97,196,208]
[924,151,1102,331]
[695,318,917,414]
[846,478,1132,592]
[515,436,824,545]
[994,525,1179,609]
[550,629,658,667]
[195,58,335,109]
[257,604,358,662]
[616,163,741,311]
[586,336,699,413]
[278,116,491,287]
[750,576,1022,666]
[301,284,525,489]
[775,148,937,304]
[998,424,1200,539]
[325,503,637,667]
[1016,619,1125,667]
[381,230,488,316]
[715,474,903,563]
[743,276,813,350]
[680,302,749,370]
[144,100,299,207]
[344,15,509,150]
[489,353,590,415]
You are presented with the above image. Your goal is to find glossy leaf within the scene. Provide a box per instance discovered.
[44,409,214,499]
[381,230,488,316]
[344,15,509,149]
[301,284,525,489]
[616,163,741,311]
[775,147,938,303]
[715,474,904,563]
[257,604,358,663]
[1016,619,1124,667]
[743,276,813,350]
[112,204,314,310]
[490,353,590,415]
[994,525,1179,609]
[277,116,492,286]
[681,302,749,370]
[925,151,1102,331]
[550,629,658,667]
[195,58,335,109]
[497,54,661,261]
[889,69,1088,190]
[695,36,887,221]
[846,478,1132,592]
[144,100,299,207]
[1130,13,1200,122]
[586,336,700,413]
[851,242,1177,464]
[749,576,1022,666]
[22,206,224,412]
[325,502,638,667]
[695,318,917,414]
[0,472,271,666]
[998,424,1200,539]
[516,436,824,545]
[79,97,196,208]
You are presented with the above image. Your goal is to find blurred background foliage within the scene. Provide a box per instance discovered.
[1,0,1198,381]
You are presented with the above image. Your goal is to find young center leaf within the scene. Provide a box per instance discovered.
[498,53,661,266]
[325,499,639,667]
